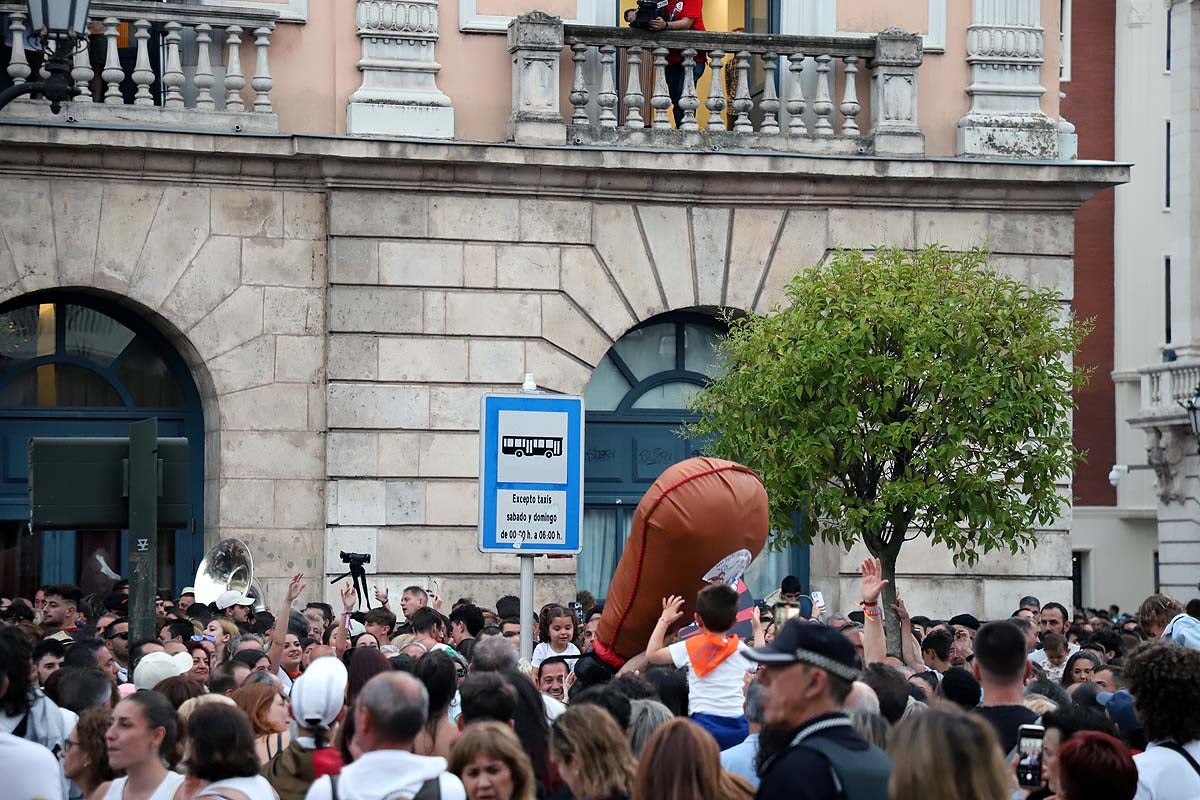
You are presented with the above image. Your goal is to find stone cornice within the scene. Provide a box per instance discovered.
[0,122,1128,211]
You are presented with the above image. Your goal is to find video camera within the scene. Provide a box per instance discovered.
[629,0,668,29]
[340,551,371,566]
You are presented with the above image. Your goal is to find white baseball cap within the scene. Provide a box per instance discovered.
[215,590,255,610]
[133,651,193,690]
[290,656,348,731]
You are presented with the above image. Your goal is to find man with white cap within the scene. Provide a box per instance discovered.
[216,589,256,626]
[132,650,193,690]
[265,655,348,800]
[303,672,466,800]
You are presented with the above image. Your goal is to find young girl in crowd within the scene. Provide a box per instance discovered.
[531,605,579,669]
[94,690,185,800]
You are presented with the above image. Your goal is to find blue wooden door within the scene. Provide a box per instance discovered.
[0,295,205,598]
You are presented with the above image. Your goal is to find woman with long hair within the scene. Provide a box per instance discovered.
[413,651,459,759]
[178,703,277,800]
[63,707,119,798]
[230,680,291,765]
[345,647,391,708]
[633,718,753,800]
[500,669,558,792]
[448,721,537,800]
[549,705,636,800]
[887,707,1011,800]
[1060,651,1103,688]
[92,690,184,800]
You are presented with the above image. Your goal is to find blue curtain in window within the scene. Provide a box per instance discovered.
[578,508,633,601]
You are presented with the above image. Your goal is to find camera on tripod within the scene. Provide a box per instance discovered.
[629,0,667,29]
[340,551,371,567]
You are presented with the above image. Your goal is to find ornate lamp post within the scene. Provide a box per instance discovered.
[1180,385,1200,445]
[0,0,92,112]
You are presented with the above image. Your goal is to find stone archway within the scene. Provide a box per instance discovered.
[0,176,329,600]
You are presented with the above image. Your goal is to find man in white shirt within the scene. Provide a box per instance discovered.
[1125,641,1200,800]
[305,672,465,800]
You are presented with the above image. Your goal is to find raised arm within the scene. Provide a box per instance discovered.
[860,557,888,667]
[645,595,685,665]
[268,573,305,672]
[891,594,926,672]
[333,581,356,658]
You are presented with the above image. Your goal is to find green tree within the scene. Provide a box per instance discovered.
[687,246,1088,653]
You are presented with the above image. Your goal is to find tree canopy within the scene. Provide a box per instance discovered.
[687,246,1088,649]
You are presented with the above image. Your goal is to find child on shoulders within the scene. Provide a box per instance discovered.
[531,603,581,669]
[645,583,755,750]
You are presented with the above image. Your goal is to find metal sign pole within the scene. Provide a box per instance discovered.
[519,552,535,662]
[519,373,537,662]
[127,418,159,644]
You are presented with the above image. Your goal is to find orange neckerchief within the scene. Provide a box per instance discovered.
[684,631,740,678]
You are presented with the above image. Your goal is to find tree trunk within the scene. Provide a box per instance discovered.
[878,546,903,657]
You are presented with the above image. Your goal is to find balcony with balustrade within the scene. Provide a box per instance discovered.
[0,2,1072,163]
[0,1,277,132]
[511,16,924,157]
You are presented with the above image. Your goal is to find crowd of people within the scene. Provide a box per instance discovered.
[1,561,1199,800]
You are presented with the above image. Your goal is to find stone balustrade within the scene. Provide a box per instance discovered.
[508,12,924,157]
[1137,361,1200,421]
[1,1,279,132]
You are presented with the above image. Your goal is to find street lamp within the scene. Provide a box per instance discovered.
[1179,384,1200,444]
[0,0,92,113]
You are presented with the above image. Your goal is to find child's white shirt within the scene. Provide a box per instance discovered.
[668,638,752,718]
[531,641,581,668]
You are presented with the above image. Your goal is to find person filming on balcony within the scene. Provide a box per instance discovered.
[624,0,706,127]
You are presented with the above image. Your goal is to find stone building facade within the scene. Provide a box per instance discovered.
[0,0,1130,617]
[0,122,1122,615]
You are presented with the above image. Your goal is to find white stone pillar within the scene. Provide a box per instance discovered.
[868,28,925,157]
[506,12,565,145]
[957,0,1059,158]
[347,0,454,138]
[1169,1,1200,356]
[1148,427,1200,599]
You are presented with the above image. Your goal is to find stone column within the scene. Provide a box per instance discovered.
[1169,0,1200,356]
[868,28,925,157]
[347,0,454,138]
[1148,426,1200,599]
[957,0,1059,158]
[507,12,566,145]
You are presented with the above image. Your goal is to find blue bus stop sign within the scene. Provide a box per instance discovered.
[478,393,584,554]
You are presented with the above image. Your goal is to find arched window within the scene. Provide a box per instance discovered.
[0,295,204,597]
[581,312,805,600]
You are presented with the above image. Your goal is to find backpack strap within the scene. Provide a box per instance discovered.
[1161,742,1200,779]
[412,777,442,800]
[330,774,339,800]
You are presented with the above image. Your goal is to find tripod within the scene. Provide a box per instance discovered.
[329,557,371,610]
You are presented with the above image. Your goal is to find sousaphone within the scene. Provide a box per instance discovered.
[193,538,266,610]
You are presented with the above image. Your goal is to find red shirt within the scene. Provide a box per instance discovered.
[666,0,706,64]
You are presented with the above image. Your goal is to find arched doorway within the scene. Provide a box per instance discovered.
[0,293,205,598]
[580,311,805,599]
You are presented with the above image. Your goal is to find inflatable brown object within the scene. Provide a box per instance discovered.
[592,456,770,669]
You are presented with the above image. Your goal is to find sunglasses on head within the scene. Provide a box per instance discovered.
[190,634,216,642]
